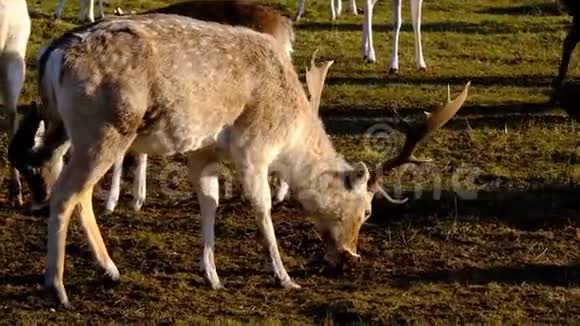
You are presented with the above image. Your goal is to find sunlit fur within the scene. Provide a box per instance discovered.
[0,0,31,206]
[14,14,372,306]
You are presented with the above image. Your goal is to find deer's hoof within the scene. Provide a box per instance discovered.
[363,56,375,64]
[281,279,301,289]
[9,195,23,208]
[44,283,72,310]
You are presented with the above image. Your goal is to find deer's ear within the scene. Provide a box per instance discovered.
[347,161,369,191]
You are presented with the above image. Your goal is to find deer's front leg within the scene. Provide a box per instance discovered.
[240,162,299,289]
[4,55,26,206]
[8,109,23,207]
[189,154,222,289]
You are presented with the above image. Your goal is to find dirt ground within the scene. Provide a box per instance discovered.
[1,113,580,324]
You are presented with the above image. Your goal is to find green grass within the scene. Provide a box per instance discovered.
[2,0,580,324]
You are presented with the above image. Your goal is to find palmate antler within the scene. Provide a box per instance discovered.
[306,48,334,113]
[368,81,471,203]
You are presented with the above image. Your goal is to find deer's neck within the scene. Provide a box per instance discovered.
[281,116,348,197]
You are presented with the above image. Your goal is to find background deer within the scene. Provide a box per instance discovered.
[53,0,104,23]
[0,0,31,207]
[294,0,359,21]
[103,0,296,214]
[10,13,468,307]
[552,0,580,102]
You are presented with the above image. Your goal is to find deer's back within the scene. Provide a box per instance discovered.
[52,14,307,155]
[145,0,293,55]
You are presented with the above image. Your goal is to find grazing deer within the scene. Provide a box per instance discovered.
[552,0,580,102]
[53,0,104,23]
[0,0,31,207]
[294,0,359,21]
[363,0,426,74]
[10,14,469,307]
[103,0,296,214]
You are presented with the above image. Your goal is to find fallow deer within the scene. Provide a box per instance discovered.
[0,0,31,207]
[10,14,469,307]
[103,0,297,213]
[53,0,104,23]
[552,0,580,103]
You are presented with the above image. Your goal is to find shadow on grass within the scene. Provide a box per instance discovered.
[370,185,580,231]
[323,74,556,88]
[0,273,43,286]
[296,21,567,34]
[476,3,566,17]
[399,263,580,287]
[321,106,566,136]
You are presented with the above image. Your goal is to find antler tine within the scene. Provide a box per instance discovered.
[310,47,319,68]
[391,108,412,133]
[376,184,408,204]
[368,81,471,194]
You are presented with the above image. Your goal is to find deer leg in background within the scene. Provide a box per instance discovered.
[349,0,358,15]
[295,0,306,21]
[104,158,123,214]
[97,0,105,19]
[2,56,26,206]
[52,0,66,19]
[130,153,147,212]
[552,17,579,103]
[388,0,403,74]
[362,0,377,62]
[410,0,426,71]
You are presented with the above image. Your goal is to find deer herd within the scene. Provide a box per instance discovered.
[0,0,574,308]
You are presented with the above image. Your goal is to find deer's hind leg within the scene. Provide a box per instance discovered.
[45,125,137,307]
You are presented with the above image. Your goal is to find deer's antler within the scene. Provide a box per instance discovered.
[368,82,471,203]
[306,48,334,113]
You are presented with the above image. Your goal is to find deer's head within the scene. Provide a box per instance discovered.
[301,54,470,267]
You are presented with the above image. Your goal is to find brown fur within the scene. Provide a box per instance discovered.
[125,0,294,57]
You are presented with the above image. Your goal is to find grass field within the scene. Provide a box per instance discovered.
[2,0,580,324]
